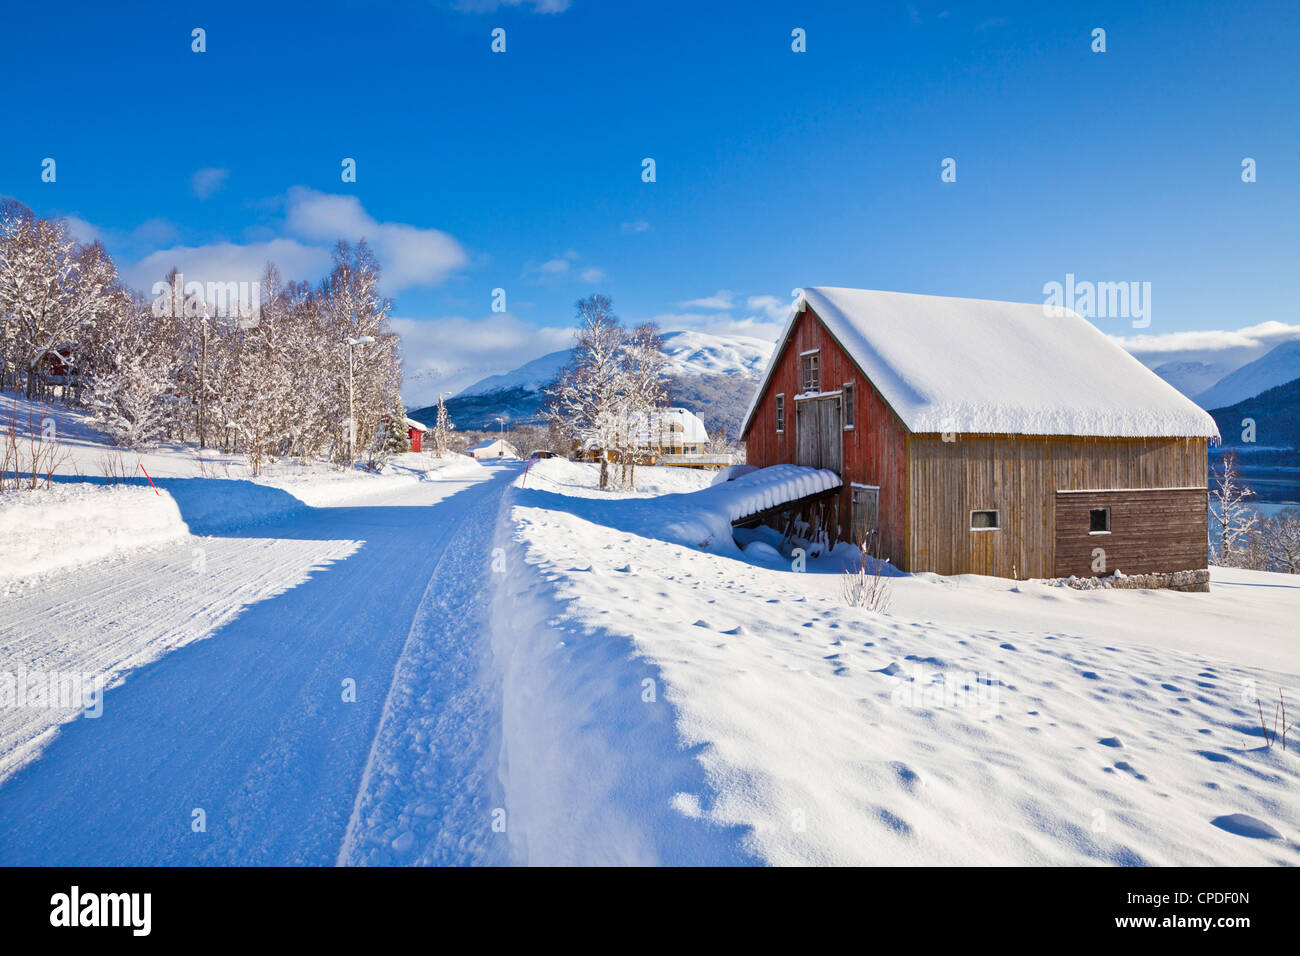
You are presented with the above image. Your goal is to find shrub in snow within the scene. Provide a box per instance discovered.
[840,537,893,613]
[0,402,70,491]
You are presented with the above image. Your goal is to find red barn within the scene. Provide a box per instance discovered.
[405,417,427,453]
[740,287,1218,582]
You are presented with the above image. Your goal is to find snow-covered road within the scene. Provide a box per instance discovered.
[0,462,519,865]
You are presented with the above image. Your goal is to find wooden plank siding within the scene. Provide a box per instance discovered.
[906,435,1208,578]
[1053,488,1208,577]
[743,306,909,565]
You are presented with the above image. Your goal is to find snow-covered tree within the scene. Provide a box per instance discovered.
[1212,453,1258,566]
[431,393,455,457]
[617,322,668,488]
[547,295,662,490]
[2,211,412,471]
[0,209,120,400]
[378,398,412,458]
[84,296,178,448]
[317,240,400,464]
[1252,508,1300,574]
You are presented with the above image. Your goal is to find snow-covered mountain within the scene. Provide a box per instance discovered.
[457,349,574,399]
[656,330,772,378]
[413,330,773,430]
[1151,360,1231,399]
[1196,339,1300,409]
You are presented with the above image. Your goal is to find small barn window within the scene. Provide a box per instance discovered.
[970,510,1000,531]
[801,351,820,392]
[843,383,855,429]
[1089,507,1111,533]
[775,394,785,433]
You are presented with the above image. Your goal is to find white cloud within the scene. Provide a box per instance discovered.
[63,216,104,245]
[119,188,466,293]
[283,187,467,290]
[745,294,791,321]
[191,168,229,200]
[680,290,735,310]
[283,188,373,238]
[62,215,179,251]
[620,220,650,234]
[124,238,331,292]
[660,290,794,340]
[392,313,575,406]
[1114,320,1300,373]
[531,257,570,276]
[524,249,606,285]
[641,310,782,344]
[131,218,180,246]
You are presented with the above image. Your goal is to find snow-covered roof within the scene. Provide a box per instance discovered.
[404,417,427,431]
[742,287,1220,439]
[633,407,709,445]
[467,437,519,456]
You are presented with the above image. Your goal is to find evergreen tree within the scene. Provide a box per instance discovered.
[379,398,412,456]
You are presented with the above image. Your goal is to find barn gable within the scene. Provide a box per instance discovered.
[744,306,910,566]
[742,287,1219,440]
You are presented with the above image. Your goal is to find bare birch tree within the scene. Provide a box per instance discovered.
[1212,453,1259,566]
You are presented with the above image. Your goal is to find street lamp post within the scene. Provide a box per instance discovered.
[346,335,375,465]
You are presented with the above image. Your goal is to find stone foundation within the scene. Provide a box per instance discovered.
[1049,568,1211,592]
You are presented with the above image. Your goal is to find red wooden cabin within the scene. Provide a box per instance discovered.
[405,417,426,453]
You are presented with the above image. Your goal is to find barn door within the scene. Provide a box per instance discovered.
[795,396,842,472]
[796,400,815,467]
[819,396,842,473]
[851,485,879,549]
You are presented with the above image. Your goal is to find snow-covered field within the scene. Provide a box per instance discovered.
[493,459,1299,865]
[2,402,1296,866]
[0,394,483,584]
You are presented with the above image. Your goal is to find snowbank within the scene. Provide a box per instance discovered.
[420,453,485,481]
[0,484,189,586]
[494,457,1299,865]
[520,460,836,551]
[710,464,758,485]
[520,458,713,498]
[490,483,757,864]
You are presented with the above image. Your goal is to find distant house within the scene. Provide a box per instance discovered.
[578,407,714,464]
[740,287,1219,581]
[634,407,709,456]
[467,437,520,459]
[404,417,427,453]
[40,346,76,383]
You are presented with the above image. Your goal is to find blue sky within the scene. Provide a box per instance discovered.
[4,0,1298,404]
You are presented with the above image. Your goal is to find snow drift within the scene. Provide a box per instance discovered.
[519,460,838,552]
[0,484,189,585]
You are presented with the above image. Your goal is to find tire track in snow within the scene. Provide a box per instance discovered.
[0,534,362,784]
[337,474,513,865]
[0,470,513,865]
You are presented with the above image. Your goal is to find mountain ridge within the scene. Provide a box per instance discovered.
[409,329,773,433]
